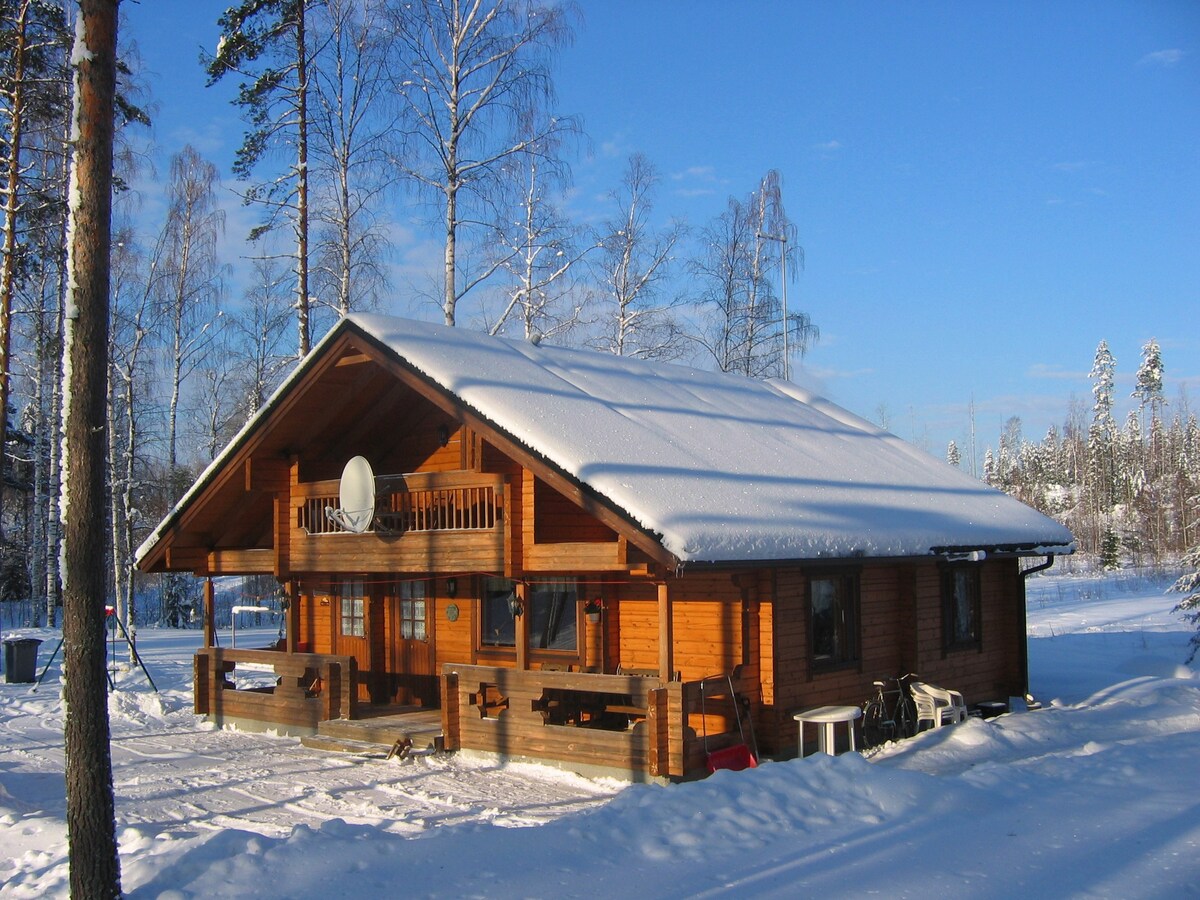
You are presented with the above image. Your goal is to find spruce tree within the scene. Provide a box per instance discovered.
[1172,545,1200,663]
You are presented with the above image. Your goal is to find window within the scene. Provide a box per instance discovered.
[397,580,427,641]
[942,565,982,651]
[528,579,578,651]
[340,579,365,637]
[808,570,859,669]
[480,577,578,652]
[481,577,518,647]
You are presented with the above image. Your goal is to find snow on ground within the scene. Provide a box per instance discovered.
[2,570,1198,898]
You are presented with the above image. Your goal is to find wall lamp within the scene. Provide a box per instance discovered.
[446,577,457,598]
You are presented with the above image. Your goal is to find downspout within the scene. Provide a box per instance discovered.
[1018,554,1055,706]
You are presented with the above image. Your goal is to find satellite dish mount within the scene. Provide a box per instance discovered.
[325,455,377,533]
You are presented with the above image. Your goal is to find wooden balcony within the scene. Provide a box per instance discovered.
[289,471,508,573]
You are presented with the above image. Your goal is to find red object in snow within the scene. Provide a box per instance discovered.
[705,743,758,773]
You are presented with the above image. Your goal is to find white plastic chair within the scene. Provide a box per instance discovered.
[910,682,968,730]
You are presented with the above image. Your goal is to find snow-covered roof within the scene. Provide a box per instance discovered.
[338,313,1073,563]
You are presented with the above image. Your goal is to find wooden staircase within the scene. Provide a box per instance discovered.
[300,707,444,756]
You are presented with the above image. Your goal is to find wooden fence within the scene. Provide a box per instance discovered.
[194,647,358,733]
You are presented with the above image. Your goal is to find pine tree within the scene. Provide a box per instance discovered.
[207,0,314,357]
[61,1,121,893]
[946,440,961,468]
[1100,527,1120,570]
[1087,340,1118,549]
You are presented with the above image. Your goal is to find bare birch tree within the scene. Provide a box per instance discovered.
[592,153,685,359]
[385,0,576,325]
[690,171,816,378]
[229,255,292,419]
[107,220,160,654]
[483,111,589,340]
[308,0,392,321]
[156,144,225,495]
[60,0,121,893]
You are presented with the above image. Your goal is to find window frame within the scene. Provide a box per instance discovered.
[339,578,366,638]
[478,576,580,655]
[941,563,983,653]
[396,579,428,642]
[806,567,861,674]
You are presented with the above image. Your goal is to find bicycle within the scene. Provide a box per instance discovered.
[861,672,919,749]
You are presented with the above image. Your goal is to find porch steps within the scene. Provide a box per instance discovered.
[300,734,396,757]
[301,708,444,757]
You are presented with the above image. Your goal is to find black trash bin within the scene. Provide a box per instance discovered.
[3,638,42,683]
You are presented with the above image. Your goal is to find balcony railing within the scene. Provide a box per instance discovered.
[296,471,505,536]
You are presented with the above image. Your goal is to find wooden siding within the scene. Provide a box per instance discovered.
[765,557,1027,755]
[910,558,1027,702]
[533,477,618,543]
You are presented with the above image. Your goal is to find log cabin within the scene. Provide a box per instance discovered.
[136,313,1074,780]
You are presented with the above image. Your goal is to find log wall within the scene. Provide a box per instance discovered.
[765,558,1027,754]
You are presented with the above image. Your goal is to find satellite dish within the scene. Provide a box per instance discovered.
[330,455,376,533]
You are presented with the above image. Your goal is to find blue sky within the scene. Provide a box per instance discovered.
[124,2,1198,466]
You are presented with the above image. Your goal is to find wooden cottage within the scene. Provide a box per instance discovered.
[136,314,1074,779]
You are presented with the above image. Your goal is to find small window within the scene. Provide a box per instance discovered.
[808,570,860,670]
[942,565,982,652]
[398,580,427,641]
[340,579,365,637]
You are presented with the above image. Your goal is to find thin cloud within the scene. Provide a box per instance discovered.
[814,139,842,153]
[1028,363,1088,381]
[670,165,722,198]
[805,363,874,381]
[1138,48,1184,67]
[1053,160,1098,173]
[671,165,718,182]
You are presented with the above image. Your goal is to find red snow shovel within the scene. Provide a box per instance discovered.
[701,675,758,773]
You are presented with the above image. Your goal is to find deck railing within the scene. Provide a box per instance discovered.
[441,665,751,779]
[295,471,505,536]
[194,647,359,733]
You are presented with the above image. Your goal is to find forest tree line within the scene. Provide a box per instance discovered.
[963,338,1198,568]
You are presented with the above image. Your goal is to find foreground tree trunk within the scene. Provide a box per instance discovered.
[61,1,121,896]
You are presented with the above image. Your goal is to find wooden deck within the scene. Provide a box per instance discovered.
[195,648,752,779]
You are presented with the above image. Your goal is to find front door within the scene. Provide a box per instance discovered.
[390,579,436,706]
[332,578,374,703]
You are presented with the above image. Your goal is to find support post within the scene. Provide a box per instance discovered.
[657,581,673,682]
[203,578,215,649]
[286,579,300,653]
[515,581,529,671]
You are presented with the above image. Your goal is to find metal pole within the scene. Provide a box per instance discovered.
[779,236,789,381]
